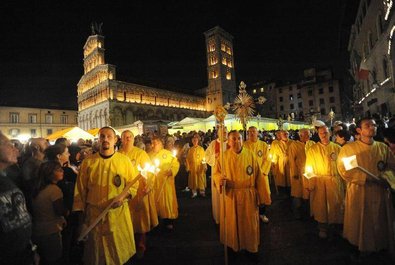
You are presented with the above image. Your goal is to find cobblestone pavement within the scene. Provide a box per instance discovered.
[129,175,394,265]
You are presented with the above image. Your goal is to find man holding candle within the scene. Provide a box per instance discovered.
[119,130,158,258]
[305,125,344,239]
[73,126,137,265]
[269,130,293,195]
[244,126,271,223]
[149,136,180,230]
[288,128,313,218]
[185,133,207,198]
[337,118,395,259]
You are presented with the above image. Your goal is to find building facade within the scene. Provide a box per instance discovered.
[78,26,236,130]
[348,0,395,117]
[275,68,343,123]
[248,69,342,123]
[0,106,77,140]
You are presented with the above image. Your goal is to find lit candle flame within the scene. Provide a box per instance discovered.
[304,165,316,179]
[342,155,358,171]
[138,161,161,178]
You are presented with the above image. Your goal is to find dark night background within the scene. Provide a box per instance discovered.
[0,0,359,110]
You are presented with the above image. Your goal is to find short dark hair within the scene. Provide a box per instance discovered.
[45,144,67,161]
[55,137,68,145]
[99,126,116,136]
[356,117,374,129]
[335,129,351,141]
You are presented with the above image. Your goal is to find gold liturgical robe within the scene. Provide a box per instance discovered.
[119,147,159,233]
[149,149,180,219]
[270,139,292,187]
[337,140,395,252]
[185,145,206,190]
[213,148,264,253]
[243,139,271,205]
[305,142,344,224]
[73,152,137,265]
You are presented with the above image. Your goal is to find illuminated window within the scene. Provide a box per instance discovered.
[28,114,37,123]
[210,56,218,65]
[9,113,19,123]
[226,72,231,80]
[209,42,215,52]
[253,89,257,94]
[226,47,232,55]
[98,42,102,48]
[60,115,68,124]
[221,43,226,52]
[227,61,233,68]
[260,87,264,92]
[222,58,227,65]
[211,71,218,79]
[109,72,113,80]
[45,114,53,124]
[9,128,19,137]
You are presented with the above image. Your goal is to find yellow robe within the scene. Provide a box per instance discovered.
[149,149,180,219]
[288,140,307,198]
[270,139,292,187]
[305,140,315,152]
[213,148,264,253]
[73,152,137,265]
[185,145,206,190]
[119,147,159,233]
[243,140,271,205]
[205,139,227,224]
[337,140,395,252]
[305,142,344,224]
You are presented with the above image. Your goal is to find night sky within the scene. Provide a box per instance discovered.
[0,0,359,110]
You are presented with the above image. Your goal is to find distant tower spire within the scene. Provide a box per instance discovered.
[204,26,237,111]
[90,21,103,35]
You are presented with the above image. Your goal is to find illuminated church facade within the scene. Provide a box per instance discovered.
[77,26,236,130]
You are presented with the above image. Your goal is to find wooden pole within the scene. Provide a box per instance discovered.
[219,123,228,265]
[78,174,142,241]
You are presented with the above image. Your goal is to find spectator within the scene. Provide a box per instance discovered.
[32,161,68,264]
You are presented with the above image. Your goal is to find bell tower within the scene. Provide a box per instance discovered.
[204,26,237,111]
[77,23,116,130]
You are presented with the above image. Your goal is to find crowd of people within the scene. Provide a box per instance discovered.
[1,115,395,265]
